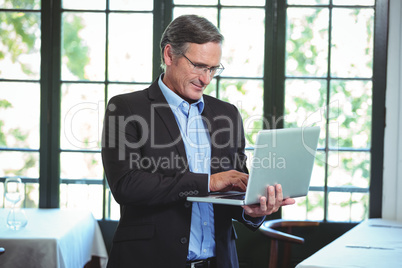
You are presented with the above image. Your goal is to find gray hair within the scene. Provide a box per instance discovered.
[160,15,224,71]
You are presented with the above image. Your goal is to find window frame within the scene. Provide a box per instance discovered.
[266,0,387,221]
[1,0,387,222]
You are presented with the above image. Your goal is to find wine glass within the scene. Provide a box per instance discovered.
[4,177,28,230]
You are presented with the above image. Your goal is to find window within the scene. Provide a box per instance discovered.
[0,0,386,223]
[173,0,266,148]
[281,1,376,222]
[0,0,41,209]
[59,0,154,220]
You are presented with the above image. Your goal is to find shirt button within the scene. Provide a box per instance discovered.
[203,249,207,253]
[204,222,208,226]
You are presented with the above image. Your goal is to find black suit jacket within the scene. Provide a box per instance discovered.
[102,79,262,268]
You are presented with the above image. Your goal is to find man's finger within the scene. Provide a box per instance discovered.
[267,186,275,211]
[259,196,267,212]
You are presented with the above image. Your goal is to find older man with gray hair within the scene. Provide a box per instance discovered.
[102,14,294,268]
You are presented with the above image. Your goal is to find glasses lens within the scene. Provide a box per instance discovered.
[189,61,224,77]
[213,67,223,77]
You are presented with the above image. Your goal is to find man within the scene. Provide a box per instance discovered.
[101,15,295,268]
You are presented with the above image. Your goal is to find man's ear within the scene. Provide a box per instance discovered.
[163,44,174,66]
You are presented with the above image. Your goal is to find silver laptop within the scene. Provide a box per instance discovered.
[187,126,320,206]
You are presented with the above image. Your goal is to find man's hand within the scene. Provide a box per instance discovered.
[210,170,248,192]
[242,184,295,217]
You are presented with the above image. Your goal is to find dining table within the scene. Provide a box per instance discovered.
[0,208,108,268]
[296,218,402,268]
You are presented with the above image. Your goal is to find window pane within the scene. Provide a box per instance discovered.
[173,8,218,25]
[0,12,41,80]
[326,124,339,153]
[282,196,307,220]
[0,82,40,149]
[333,0,375,6]
[60,150,103,218]
[174,0,217,5]
[327,148,340,168]
[306,191,325,220]
[108,13,153,82]
[204,80,217,98]
[60,183,103,219]
[328,191,368,222]
[220,0,265,6]
[62,13,106,81]
[220,8,265,78]
[107,84,149,101]
[0,151,39,178]
[286,8,329,77]
[60,152,103,179]
[0,0,41,9]
[331,8,374,78]
[283,191,325,221]
[24,183,39,208]
[284,79,327,132]
[351,192,369,221]
[287,0,329,4]
[327,192,352,222]
[328,152,370,188]
[60,83,105,150]
[310,151,325,187]
[330,80,372,149]
[110,0,153,11]
[105,188,120,220]
[62,0,105,10]
[219,79,264,146]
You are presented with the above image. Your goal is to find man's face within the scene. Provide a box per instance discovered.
[163,42,222,103]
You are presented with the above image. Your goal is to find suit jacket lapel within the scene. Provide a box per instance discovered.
[147,81,188,162]
[202,99,221,162]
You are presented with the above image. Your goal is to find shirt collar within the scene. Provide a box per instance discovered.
[158,74,205,115]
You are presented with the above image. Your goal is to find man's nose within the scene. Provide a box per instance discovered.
[199,70,212,85]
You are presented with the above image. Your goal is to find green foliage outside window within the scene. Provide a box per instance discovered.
[283,7,373,221]
[0,0,89,208]
[1,1,375,221]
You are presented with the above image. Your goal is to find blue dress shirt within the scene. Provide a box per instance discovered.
[158,75,264,260]
[159,76,215,261]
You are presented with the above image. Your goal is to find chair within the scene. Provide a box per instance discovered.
[259,219,319,268]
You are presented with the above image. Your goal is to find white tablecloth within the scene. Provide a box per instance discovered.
[0,209,108,268]
[296,218,402,268]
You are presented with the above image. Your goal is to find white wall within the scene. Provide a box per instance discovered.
[382,0,402,221]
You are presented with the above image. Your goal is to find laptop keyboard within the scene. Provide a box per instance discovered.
[218,193,245,200]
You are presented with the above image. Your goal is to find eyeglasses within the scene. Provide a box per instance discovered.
[182,54,224,78]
